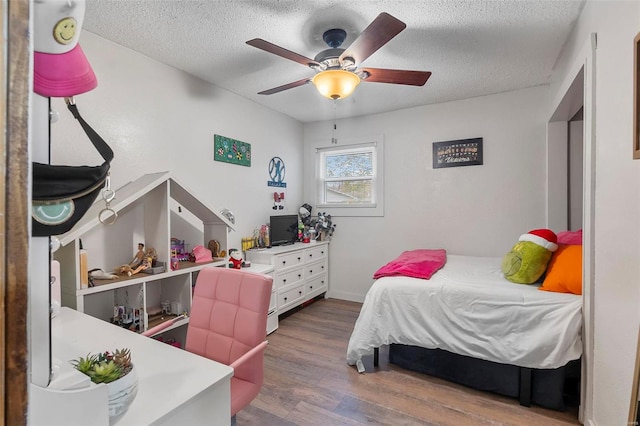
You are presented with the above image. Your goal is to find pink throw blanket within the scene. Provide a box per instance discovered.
[373,249,447,280]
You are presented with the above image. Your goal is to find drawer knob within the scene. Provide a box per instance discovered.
[298,274,301,278]
[321,251,324,255]
[310,285,313,290]
[282,261,286,265]
[297,257,301,261]
[309,270,312,274]
[298,290,302,295]
[309,254,312,258]
[284,297,288,301]
[321,265,325,269]
[283,279,286,283]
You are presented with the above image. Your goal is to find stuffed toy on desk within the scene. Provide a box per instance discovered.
[502,228,558,284]
[228,249,243,269]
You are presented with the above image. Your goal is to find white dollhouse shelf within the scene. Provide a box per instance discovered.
[55,171,234,334]
[58,171,235,247]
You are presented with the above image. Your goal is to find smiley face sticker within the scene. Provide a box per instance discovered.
[52,17,77,45]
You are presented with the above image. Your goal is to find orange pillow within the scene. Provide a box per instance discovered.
[539,244,582,295]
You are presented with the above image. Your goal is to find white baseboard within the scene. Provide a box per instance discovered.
[326,290,365,303]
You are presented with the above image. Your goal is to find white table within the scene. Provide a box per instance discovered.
[29,307,233,426]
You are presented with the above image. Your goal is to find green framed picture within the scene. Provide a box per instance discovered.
[214,134,251,167]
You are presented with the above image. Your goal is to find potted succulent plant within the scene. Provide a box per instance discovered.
[71,348,138,418]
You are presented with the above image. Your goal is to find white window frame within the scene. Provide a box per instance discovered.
[314,135,384,217]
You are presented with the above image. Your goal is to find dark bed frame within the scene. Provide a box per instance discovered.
[373,345,580,411]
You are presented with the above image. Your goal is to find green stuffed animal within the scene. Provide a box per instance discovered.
[502,229,558,284]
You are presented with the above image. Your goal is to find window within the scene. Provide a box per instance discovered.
[315,136,384,217]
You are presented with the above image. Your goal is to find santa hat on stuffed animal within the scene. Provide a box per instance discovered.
[518,229,559,252]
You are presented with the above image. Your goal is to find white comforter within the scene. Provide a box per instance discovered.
[346,255,582,370]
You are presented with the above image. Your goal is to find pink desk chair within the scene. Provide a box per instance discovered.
[143,267,272,423]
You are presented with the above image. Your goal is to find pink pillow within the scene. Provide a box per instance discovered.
[557,229,582,245]
[192,245,213,263]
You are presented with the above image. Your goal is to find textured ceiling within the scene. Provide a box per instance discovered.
[82,0,585,123]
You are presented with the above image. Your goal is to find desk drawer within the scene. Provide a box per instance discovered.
[274,252,304,272]
[269,289,277,313]
[304,259,327,281]
[305,275,327,297]
[305,245,327,263]
[275,267,304,289]
[278,284,304,311]
[267,311,278,334]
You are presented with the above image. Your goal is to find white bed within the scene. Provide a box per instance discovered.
[347,255,583,370]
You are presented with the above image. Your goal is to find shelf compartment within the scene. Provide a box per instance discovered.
[76,260,226,296]
[146,313,190,335]
[144,274,192,328]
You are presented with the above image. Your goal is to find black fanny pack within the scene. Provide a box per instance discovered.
[32,99,114,237]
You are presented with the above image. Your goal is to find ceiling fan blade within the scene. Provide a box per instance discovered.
[360,68,432,86]
[339,12,406,66]
[247,38,320,68]
[257,78,311,95]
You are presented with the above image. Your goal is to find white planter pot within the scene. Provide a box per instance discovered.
[106,364,138,418]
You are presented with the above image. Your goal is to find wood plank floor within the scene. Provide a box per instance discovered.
[237,298,580,426]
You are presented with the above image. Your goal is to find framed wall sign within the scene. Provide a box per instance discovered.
[214,134,251,167]
[433,137,483,169]
[267,156,287,188]
[634,32,640,159]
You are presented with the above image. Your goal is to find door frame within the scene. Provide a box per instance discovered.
[3,0,31,423]
[546,33,597,424]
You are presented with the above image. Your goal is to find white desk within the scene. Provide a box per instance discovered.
[241,263,278,333]
[29,307,233,426]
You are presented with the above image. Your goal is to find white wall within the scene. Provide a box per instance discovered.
[51,7,640,422]
[549,2,640,424]
[50,31,304,253]
[303,86,550,302]
[569,119,583,230]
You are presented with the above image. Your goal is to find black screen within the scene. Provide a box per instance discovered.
[269,215,298,246]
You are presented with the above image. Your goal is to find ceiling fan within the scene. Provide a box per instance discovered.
[246,12,432,100]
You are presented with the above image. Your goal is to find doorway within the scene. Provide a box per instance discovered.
[569,107,584,231]
[546,34,596,423]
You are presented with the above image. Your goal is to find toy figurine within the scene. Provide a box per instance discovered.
[208,239,220,258]
[129,243,145,268]
[299,203,313,225]
[116,263,148,277]
[228,249,243,269]
[144,247,158,266]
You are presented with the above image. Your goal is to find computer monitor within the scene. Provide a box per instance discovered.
[269,214,298,246]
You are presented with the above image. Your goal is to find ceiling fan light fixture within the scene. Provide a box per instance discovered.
[341,56,357,71]
[312,69,360,100]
